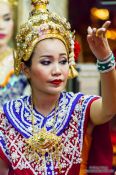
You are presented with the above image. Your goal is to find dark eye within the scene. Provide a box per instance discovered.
[60,59,68,65]
[4,17,11,21]
[40,60,51,65]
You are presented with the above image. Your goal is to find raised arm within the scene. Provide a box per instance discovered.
[87,21,116,125]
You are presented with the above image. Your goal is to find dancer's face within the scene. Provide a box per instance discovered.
[23,38,69,95]
[0,2,14,47]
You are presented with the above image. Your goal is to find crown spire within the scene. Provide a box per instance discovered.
[31,0,49,11]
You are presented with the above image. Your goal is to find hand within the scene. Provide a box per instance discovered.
[87,21,112,60]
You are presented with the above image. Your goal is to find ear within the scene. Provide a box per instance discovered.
[20,62,31,79]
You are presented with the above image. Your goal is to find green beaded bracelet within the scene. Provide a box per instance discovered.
[97,53,115,73]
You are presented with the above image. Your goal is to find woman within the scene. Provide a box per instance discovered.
[0,0,28,109]
[0,0,116,174]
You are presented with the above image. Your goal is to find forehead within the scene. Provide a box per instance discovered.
[34,38,68,55]
[0,2,11,16]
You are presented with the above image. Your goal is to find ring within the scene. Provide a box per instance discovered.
[96,30,103,38]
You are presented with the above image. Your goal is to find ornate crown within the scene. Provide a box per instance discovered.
[14,0,79,78]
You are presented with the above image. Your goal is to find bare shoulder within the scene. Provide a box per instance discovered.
[90,98,103,125]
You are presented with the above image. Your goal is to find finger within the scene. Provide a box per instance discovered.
[96,21,111,38]
[102,20,111,29]
[87,35,95,47]
[93,28,101,41]
[87,26,93,35]
[96,28,106,37]
[87,35,96,54]
[93,28,97,36]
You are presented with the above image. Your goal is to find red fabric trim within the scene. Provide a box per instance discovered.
[83,97,99,137]
[13,169,34,175]
[8,170,15,175]
[79,97,99,174]
[83,97,113,175]
[88,123,113,175]
[67,164,80,175]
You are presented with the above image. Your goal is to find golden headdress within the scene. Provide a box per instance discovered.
[14,0,78,78]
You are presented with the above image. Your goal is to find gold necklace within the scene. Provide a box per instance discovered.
[25,96,63,172]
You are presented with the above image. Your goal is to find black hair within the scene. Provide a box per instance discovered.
[22,51,34,68]
[21,52,35,85]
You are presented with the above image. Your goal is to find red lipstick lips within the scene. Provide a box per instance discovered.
[0,34,6,39]
[50,79,62,85]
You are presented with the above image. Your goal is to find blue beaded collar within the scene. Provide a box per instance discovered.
[3,91,83,138]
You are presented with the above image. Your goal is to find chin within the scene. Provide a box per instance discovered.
[46,87,65,95]
[0,40,8,46]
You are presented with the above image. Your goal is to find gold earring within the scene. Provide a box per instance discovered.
[68,65,78,79]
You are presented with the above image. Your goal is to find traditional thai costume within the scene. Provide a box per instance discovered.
[0,0,113,174]
[0,91,112,175]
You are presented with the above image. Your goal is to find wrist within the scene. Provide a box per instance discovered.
[97,53,115,73]
[97,51,112,61]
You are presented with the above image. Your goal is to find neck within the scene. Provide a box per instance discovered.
[31,90,61,116]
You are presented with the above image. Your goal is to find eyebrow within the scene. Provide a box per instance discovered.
[40,53,67,58]
[3,13,11,18]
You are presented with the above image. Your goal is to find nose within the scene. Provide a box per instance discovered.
[52,63,62,76]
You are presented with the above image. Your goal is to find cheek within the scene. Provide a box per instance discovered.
[6,21,14,36]
[31,68,41,77]
[31,66,47,81]
[63,65,69,77]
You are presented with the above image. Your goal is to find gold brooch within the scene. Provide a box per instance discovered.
[25,127,62,155]
[25,127,63,168]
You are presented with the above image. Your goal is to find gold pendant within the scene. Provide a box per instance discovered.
[25,127,63,159]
